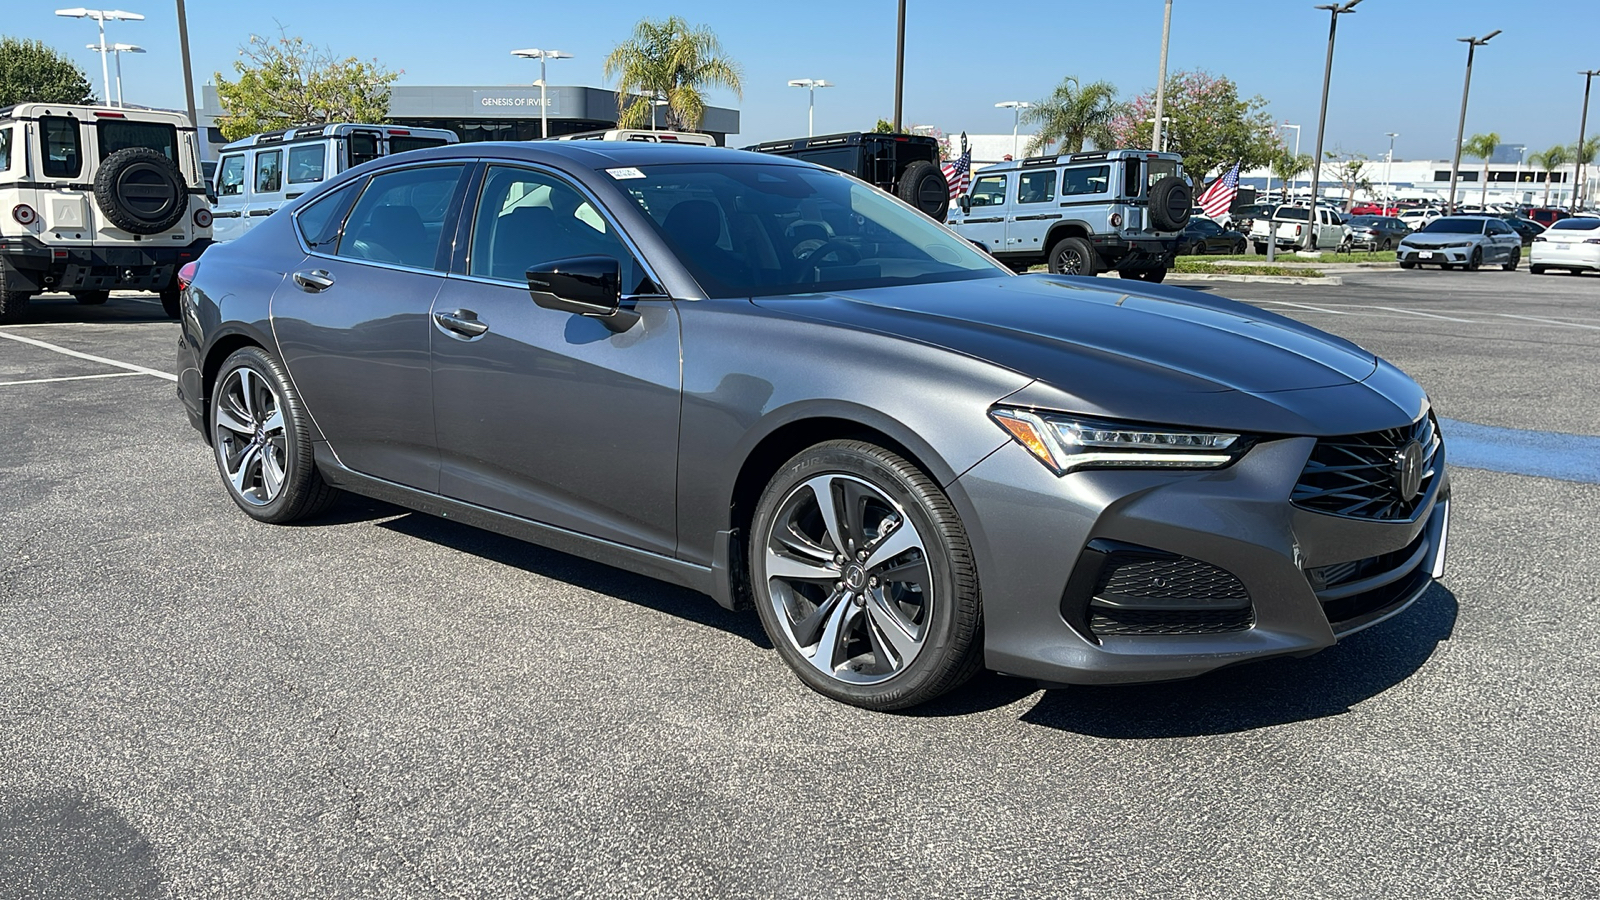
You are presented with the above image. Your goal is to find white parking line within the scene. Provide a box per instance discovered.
[1371,306,1480,323]
[1261,300,1351,315]
[1495,313,1600,331]
[0,372,144,387]
[0,331,177,381]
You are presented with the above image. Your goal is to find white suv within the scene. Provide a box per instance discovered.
[0,103,213,322]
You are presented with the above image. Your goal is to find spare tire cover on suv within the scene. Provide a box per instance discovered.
[896,160,950,221]
[94,147,188,235]
[1148,176,1192,232]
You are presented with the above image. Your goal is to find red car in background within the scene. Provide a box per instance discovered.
[1524,207,1570,227]
[1349,203,1400,216]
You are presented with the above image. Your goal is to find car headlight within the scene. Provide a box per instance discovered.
[989,408,1246,475]
[1442,241,1471,248]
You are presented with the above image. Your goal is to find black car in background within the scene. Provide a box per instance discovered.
[1179,216,1248,254]
[1497,215,1546,246]
[1347,215,1411,251]
[745,132,950,220]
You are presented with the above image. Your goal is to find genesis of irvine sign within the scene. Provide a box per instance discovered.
[470,90,566,116]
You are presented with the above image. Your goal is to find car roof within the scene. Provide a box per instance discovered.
[398,140,808,171]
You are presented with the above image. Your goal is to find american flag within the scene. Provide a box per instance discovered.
[1197,161,1241,219]
[940,132,971,199]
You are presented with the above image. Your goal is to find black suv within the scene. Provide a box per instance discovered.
[745,132,950,220]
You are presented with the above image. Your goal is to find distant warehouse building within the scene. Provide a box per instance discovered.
[1239,157,1582,207]
[197,83,740,158]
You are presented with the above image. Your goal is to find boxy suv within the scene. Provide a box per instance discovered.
[745,131,951,220]
[945,149,1191,281]
[0,103,213,322]
[211,123,456,243]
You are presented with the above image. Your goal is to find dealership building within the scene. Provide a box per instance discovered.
[197,83,741,157]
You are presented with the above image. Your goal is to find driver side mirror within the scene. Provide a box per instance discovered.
[526,256,639,333]
[958,195,971,213]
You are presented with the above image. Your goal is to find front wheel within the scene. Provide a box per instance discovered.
[1399,259,1417,269]
[1381,238,1394,251]
[1530,265,1547,275]
[1467,248,1483,271]
[210,347,339,523]
[1503,249,1520,271]
[1047,236,1098,276]
[750,440,982,710]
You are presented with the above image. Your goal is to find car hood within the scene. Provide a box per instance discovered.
[1401,233,1485,247]
[749,275,1414,432]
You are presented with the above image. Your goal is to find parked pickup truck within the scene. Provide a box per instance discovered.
[1249,205,1351,253]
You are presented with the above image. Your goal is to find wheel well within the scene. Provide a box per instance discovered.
[1045,223,1091,247]
[724,417,925,607]
[200,334,264,437]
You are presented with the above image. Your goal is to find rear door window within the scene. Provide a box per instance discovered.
[40,116,82,178]
[287,144,325,185]
[336,164,465,269]
[96,120,178,163]
[254,149,282,193]
[217,154,246,197]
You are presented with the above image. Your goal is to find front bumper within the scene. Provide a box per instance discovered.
[1396,245,1473,266]
[0,235,211,293]
[955,431,1449,685]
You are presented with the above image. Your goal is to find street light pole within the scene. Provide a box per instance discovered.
[1151,0,1173,154]
[1385,132,1399,212]
[1576,69,1599,210]
[174,0,198,129]
[511,48,572,139]
[90,42,144,107]
[56,8,145,105]
[789,80,834,137]
[892,0,906,132]
[995,101,1032,159]
[1447,30,1500,214]
[1307,0,1362,250]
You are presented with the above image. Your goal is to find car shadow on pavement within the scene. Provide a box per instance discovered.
[0,789,169,899]
[1016,584,1458,737]
[16,295,172,325]
[376,511,774,648]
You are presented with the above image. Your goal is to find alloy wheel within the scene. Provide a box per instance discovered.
[761,473,933,685]
[213,366,288,506]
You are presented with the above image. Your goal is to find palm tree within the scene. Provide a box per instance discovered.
[1573,137,1600,208]
[1462,132,1500,209]
[1270,151,1313,203]
[1528,144,1570,207]
[603,16,742,131]
[1020,77,1119,156]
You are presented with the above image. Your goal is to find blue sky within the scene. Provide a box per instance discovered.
[13,0,1599,162]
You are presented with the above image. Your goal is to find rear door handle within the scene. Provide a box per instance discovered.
[293,269,335,292]
[434,309,489,338]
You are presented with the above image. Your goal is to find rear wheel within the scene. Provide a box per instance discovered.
[750,441,983,710]
[1190,241,1206,255]
[1530,265,1546,275]
[1381,238,1394,251]
[1047,236,1097,276]
[210,347,339,524]
[1503,249,1520,272]
[160,289,181,319]
[75,290,110,306]
[0,267,31,323]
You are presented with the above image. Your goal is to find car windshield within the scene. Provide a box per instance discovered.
[617,163,1005,299]
[1419,217,1486,234]
[1550,218,1600,230]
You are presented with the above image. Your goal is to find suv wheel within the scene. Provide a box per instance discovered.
[895,160,950,221]
[1148,177,1192,231]
[750,440,982,710]
[94,147,188,235]
[75,290,110,306]
[1048,236,1097,276]
[0,269,30,324]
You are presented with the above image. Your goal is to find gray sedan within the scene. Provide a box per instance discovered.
[175,142,1448,710]
[1397,215,1523,270]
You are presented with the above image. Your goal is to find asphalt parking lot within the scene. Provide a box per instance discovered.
[2,270,1597,899]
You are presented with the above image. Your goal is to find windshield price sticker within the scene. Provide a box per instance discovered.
[606,167,647,180]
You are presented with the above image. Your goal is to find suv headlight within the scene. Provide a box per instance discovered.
[989,408,1246,475]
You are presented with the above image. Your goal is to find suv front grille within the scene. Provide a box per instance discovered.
[1292,413,1440,521]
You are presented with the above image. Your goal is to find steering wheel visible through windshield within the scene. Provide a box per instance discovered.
[613,162,1006,298]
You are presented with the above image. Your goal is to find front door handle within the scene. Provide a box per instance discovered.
[434,309,489,338]
[293,269,335,292]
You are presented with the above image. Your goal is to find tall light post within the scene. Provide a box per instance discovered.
[510,48,572,139]
[1384,132,1399,212]
[1513,144,1526,203]
[56,8,144,105]
[788,79,834,137]
[1151,0,1173,154]
[1307,0,1362,240]
[1281,122,1301,200]
[1576,69,1599,210]
[1447,30,1500,214]
[995,101,1032,159]
[88,42,144,107]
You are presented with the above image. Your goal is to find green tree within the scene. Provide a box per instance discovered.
[1019,76,1119,156]
[871,118,894,134]
[1462,132,1500,209]
[0,36,95,106]
[1271,150,1314,202]
[214,33,397,142]
[1528,145,1570,208]
[603,16,742,131]
[1107,70,1279,190]
[1572,137,1600,208]
[1325,150,1372,212]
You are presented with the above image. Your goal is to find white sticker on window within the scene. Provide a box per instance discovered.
[606,167,646,180]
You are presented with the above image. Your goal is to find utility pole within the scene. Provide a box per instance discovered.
[1307,0,1362,252]
[1151,0,1173,153]
[175,0,198,128]
[892,0,906,132]
[1576,70,1598,210]
[1447,31,1500,214]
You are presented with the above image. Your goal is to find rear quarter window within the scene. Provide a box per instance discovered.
[0,127,11,172]
[1061,165,1110,196]
[40,116,82,178]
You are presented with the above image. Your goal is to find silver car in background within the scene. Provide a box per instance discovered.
[1397,216,1523,271]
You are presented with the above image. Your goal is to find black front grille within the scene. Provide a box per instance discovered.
[1066,544,1254,638]
[1292,413,1440,520]
[1308,528,1433,628]
[1099,556,1250,604]
[1090,607,1256,636]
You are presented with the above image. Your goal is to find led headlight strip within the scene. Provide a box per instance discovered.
[990,407,1243,475]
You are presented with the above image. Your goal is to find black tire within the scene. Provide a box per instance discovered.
[1148,176,1191,231]
[210,347,339,524]
[1530,265,1546,275]
[1233,239,1247,254]
[895,160,950,221]
[1190,241,1206,256]
[0,267,33,323]
[160,289,181,320]
[1120,267,1168,283]
[1503,249,1520,272]
[1253,241,1267,255]
[1381,238,1394,251]
[1441,263,1454,271]
[1399,260,1417,269]
[93,147,188,235]
[75,290,110,306]
[1047,236,1097,275]
[1467,248,1482,271]
[750,440,982,710]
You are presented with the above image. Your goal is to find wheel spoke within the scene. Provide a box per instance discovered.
[790,590,844,649]
[765,551,838,583]
[260,446,285,498]
[236,369,257,419]
[864,520,921,572]
[214,401,251,437]
[866,591,921,665]
[803,475,849,556]
[875,556,931,593]
[836,478,874,555]
[260,407,284,436]
[228,443,262,494]
[805,597,858,675]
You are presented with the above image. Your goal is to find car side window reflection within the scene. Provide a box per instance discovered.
[469,165,641,289]
[335,164,464,270]
[969,175,1006,207]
